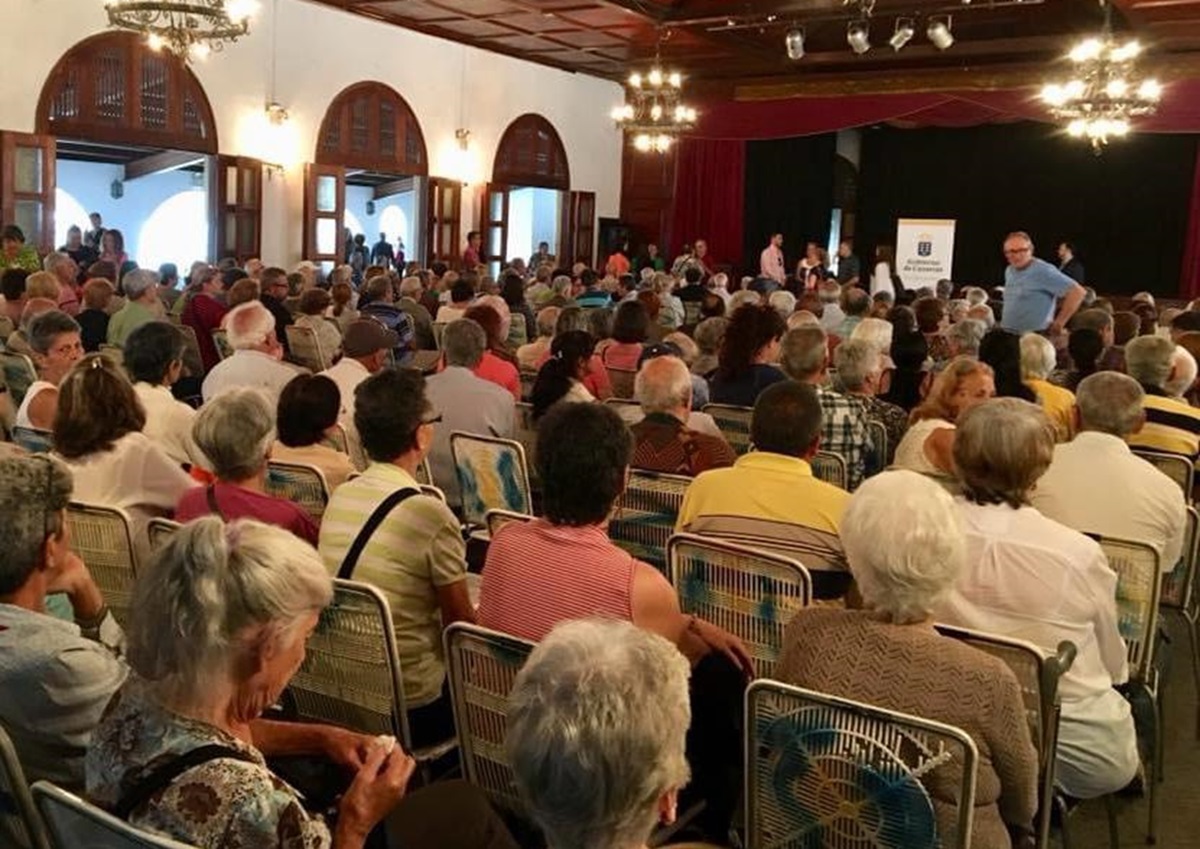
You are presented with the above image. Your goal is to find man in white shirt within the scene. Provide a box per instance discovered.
[1032,372,1187,572]
[424,318,515,507]
[759,233,786,286]
[124,321,206,468]
[201,300,300,403]
[322,319,397,432]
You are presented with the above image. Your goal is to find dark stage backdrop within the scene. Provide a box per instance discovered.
[855,122,1199,297]
[742,134,838,277]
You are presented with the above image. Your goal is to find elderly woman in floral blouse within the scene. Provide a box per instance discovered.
[86,517,517,849]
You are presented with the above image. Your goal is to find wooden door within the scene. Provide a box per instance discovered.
[427,177,462,268]
[303,163,345,264]
[570,190,596,269]
[481,182,511,278]
[0,132,56,256]
[209,155,262,264]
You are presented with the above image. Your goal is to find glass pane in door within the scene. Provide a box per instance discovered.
[316,217,336,255]
[13,146,42,194]
[14,200,42,243]
[316,175,337,214]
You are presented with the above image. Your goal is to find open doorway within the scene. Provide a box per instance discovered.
[343,171,425,271]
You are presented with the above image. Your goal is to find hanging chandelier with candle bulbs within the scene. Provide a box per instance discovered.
[1040,1,1161,150]
[611,62,697,154]
[105,0,259,61]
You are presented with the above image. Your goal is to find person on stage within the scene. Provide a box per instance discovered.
[759,233,786,287]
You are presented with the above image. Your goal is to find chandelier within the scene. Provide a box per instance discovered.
[1040,3,1161,150]
[611,65,697,154]
[105,0,258,61]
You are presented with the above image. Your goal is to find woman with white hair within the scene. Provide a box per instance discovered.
[777,470,1038,848]
[87,517,518,849]
[507,618,692,849]
[175,387,319,545]
[935,398,1139,800]
[849,316,897,390]
[1019,332,1075,441]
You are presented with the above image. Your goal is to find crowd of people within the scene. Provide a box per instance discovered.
[0,223,1192,849]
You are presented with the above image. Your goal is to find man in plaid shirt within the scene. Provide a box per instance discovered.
[779,326,876,490]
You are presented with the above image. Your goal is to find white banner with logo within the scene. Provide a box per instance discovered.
[895,218,956,291]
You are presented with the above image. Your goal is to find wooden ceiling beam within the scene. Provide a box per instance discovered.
[123,149,206,182]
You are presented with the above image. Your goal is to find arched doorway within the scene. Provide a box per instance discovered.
[305,81,437,268]
[30,31,258,264]
[483,113,594,276]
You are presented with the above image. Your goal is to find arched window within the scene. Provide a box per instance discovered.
[138,190,208,271]
[54,188,89,250]
[379,205,410,253]
[37,31,217,152]
[318,82,428,175]
[493,114,569,190]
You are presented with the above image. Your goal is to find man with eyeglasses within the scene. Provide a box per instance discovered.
[1000,231,1086,336]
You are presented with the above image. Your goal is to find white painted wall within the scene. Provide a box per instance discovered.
[0,0,624,267]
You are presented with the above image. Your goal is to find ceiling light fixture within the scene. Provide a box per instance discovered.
[611,42,697,154]
[105,0,258,61]
[785,27,806,60]
[889,17,915,50]
[847,21,871,54]
[1040,1,1160,150]
[927,16,955,50]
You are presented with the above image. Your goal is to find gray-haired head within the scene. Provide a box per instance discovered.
[28,309,80,356]
[192,388,275,481]
[0,456,73,595]
[963,286,988,307]
[552,275,573,297]
[849,317,893,355]
[1075,372,1144,437]
[122,267,160,301]
[1125,335,1175,389]
[954,398,1055,509]
[443,318,487,368]
[225,300,277,350]
[43,251,72,276]
[1019,333,1057,381]
[834,338,882,392]
[127,517,332,705]
[694,317,727,355]
[635,355,693,416]
[768,289,796,320]
[843,470,965,624]
[507,618,691,849]
[535,306,560,339]
[946,318,986,357]
[555,305,588,335]
[779,326,828,381]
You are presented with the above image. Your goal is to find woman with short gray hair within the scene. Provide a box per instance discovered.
[937,398,1139,800]
[507,618,692,849]
[16,308,84,430]
[175,387,319,545]
[777,470,1038,848]
[88,516,518,849]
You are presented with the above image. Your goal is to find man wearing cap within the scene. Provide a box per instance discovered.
[322,319,397,432]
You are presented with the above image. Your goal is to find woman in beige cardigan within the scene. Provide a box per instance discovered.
[776,469,1039,849]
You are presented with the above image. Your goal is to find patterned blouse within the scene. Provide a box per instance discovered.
[87,681,331,849]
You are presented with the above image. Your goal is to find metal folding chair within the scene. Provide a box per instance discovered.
[32,781,197,848]
[669,533,811,679]
[746,679,979,849]
[1131,447,1194,502]
[450,431,532,529]
[518,369,537,403]
[867,418,889,467]
[609,469,692,574]
[65,503,138,629]
[287,579,456,765]
[211,328,234,361]
[265,460,330,520]
[604,397,643,424]
[702,403,754,456]
[485,508,533,539]
[285,324,333,373]
[443,623,536,813]
[432,322,448,350]
[0,725,49,849]
[0,351,37,406]
[146,517,181,552]
[1160,505,1200,739]
[935,624,1079,849]
[11,426,53,454]
[811,450,848,490]
[606,366,637,400]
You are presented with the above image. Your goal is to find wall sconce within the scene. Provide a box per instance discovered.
[261,101,291,178]
[455,128,471,151]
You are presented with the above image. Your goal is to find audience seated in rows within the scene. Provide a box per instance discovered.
[516,305,558,370]
[272,374,356,490]
[629,354,736,475]
[319,368,475,748]
[598,299,651,370]
[464,302,521,399]
[536,305,614,399]
[202,300,298,404]
[1020,332,1076,441]
[935,398,1139,799]
[893,357,995,477]
[322,318,397,438]
[425,318,516,506]
[1124,334,1200,457]
[708,304,787,406]
[124,321,206,468]
[676,381,851,597]
[16,309,83,430]
[531,330,597,420]
[176,388,319,544]
[834,338,909,463]
[778,470,1038,848]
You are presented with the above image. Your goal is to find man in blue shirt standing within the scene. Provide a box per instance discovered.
[1000,231,1086,335]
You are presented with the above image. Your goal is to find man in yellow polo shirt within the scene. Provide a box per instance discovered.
[1124,335,1200,460]
[676,380,852,598]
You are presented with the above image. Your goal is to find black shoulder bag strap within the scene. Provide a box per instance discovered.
[205,484,225,520]
[114,745,258,821]
[337,488,420,580]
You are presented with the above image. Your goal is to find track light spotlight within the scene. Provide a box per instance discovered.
[889,17,915,51]
[785,27,805,60]
[927,16,954,50]
[847,21,871,55]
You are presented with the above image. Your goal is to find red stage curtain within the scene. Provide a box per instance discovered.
[1181,144,1200,300]
[670,138,745,271]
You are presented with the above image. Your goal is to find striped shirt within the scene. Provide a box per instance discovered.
[477,519,636,642]
[317,463,468,707]
[1128,387,1200,459]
